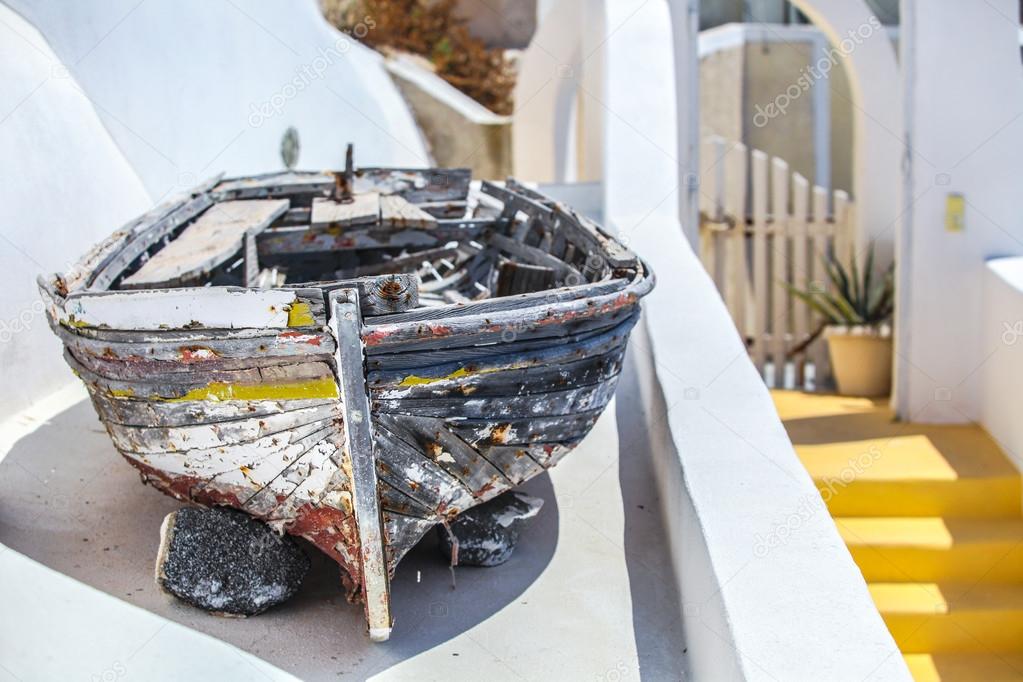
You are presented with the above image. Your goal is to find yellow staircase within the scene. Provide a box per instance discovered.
[773,391,1023,681]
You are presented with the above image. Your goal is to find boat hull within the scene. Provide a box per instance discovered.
[41,167,654,639]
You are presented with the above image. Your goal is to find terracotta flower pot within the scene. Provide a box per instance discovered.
[825,325,892,397]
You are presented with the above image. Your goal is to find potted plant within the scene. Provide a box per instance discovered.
[786,246,894,397]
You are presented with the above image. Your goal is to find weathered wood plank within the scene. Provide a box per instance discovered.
[243,437,348,521]
[379,195,437,229]
[447,410,603,448]
[107,404,335,454]
[327,288,391,641]
[371,341,626,400]
[373,422,476,514]
[68,350,338,402]
[362,283,643,354]
[377,380,618,420]
[233,439,344,519]
[91,392,334,428]
[472,443,546,485]
[212,171,333,201]
[414,200,468,219]
[56,322,332,353]
[539,210,616,273]
[243,231,259,287]
[723,143,748,339]
[491,179,632,275]
[496,262,555,296]
[810,186,832,386]
[121,420,331,478]
[311,193,380,229]
[375,413,509,501]
[121,199,290,289]
[354,167,470,203]
[751,149,769,375]
[525,440,580,467]
[71,345,333,380]
[770,157,790,379]
[366,311,638,371]
[256,222,486,255]
[379,480,433,518]
[62,287,317,331]
[480,181,554,224]
[376,278,629,324]
[489,232,581,282]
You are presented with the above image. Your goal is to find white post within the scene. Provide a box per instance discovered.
[668,0,701,249]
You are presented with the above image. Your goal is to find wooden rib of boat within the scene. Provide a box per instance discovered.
[39,149,654,641]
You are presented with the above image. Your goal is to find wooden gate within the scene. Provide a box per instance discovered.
[698,136,854,389]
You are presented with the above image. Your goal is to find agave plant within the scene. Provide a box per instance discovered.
[786,245,894,339]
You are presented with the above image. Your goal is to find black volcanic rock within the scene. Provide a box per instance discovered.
[437,490,544,567]
[156,506,309,616]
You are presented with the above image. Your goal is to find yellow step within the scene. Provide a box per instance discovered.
[800,434,1021,518]
[838,518,1023,583]
[872,583,1023,653]
[904,653,1023,681]
[774,390,1022,518]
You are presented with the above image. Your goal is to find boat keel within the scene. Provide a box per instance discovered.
[328,288,393,641]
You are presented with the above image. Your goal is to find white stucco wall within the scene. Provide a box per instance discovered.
[5,0,429,200]
[0,4,151,417]
[898,0,1023,422]
[981,258,1023,469]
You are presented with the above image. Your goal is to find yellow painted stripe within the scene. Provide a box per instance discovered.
[398,366,473,387]
[287,301,316,327]
[165,376,339,401]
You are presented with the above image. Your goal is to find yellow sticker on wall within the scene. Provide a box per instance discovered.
[946,193,965,233]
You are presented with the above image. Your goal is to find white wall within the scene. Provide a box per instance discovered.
[898,0,1023,422]
[790,0,900,264]
[600,1,909,679]
[6,0,429,201]
[981,258,1023,468]
[512,0,583,184]
[0,4,151,417]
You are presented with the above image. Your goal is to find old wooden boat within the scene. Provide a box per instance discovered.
[39,151,653,640]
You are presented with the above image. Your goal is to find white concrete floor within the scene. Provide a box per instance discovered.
[0,354,685,681]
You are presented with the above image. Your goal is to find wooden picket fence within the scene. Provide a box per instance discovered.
[697,136,855,389]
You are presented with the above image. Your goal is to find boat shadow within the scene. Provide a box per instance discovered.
[0,397,558,678]
[615,346,688,680]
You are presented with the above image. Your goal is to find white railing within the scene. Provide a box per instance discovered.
[698,135,855,389]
